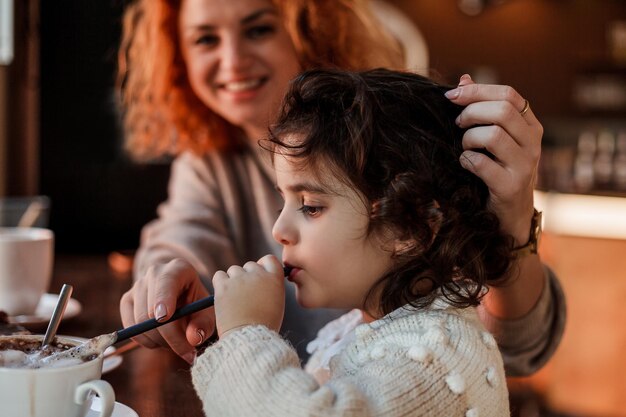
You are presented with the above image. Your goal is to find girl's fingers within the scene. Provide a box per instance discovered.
[257,254,283,277]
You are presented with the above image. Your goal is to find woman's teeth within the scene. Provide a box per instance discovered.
[223,79,263,92]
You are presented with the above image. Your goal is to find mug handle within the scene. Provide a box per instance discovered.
[74,379,116,417]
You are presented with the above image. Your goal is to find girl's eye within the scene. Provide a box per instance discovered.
[298,205,323,218]
[246,25,275,39]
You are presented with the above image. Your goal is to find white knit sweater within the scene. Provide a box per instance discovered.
[191,300,510,417]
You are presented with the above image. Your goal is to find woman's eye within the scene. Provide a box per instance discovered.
[298,205,323,217]
[246,25,275,39]
[194,34,219,46]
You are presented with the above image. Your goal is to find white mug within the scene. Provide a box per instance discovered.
[0,227,54,315]
[0,335,115,417]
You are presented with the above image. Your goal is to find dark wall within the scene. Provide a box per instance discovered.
[40,1,170,253]
[391,0,626,119]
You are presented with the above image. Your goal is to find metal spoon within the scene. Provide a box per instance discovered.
[41,284,73,348]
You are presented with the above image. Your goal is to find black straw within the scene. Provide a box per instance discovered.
[115,265,293,343]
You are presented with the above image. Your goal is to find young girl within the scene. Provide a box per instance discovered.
[191,68,515,416]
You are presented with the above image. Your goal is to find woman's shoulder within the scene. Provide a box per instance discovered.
[176,147,251,164]
[173,147,261,177]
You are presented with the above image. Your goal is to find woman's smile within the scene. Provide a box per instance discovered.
[217,76,269,100]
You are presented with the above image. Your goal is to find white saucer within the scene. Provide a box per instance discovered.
[88,397,139,417]
[8,293,82,328]
[61,335,123,374]
[102,351,123,374]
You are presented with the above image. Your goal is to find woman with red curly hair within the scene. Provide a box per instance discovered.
[118,0,564,374]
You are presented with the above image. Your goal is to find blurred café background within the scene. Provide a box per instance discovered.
[1,0,625,416]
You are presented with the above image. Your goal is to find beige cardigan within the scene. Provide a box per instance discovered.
[135,148,566,376]
[191,302,511,417]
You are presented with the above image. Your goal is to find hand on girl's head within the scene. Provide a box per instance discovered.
[445,73,541,242]
[212,255,285,338]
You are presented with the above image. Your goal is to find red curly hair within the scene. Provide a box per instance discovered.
[117,0,403,161]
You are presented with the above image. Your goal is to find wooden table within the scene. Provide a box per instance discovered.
[49,254,204,417]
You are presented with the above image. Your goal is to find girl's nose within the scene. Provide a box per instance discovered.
[272,210,297,246]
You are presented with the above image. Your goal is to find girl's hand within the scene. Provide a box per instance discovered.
[445,74,542,245]
[119,258,215,364]
[212,255,285,337]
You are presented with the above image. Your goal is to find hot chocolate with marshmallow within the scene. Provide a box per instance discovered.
[0,337,94,369]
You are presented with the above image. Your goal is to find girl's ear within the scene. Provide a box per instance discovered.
[394,238,418,256]
[392,204,442,256]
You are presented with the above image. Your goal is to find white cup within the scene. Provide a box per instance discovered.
[0,227,54,315]
[0,335,115,417]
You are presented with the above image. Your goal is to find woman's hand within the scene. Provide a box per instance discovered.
[212,255,285,338]
[119,258,215,364]
[447,75,547,321]
[445,74,542,246]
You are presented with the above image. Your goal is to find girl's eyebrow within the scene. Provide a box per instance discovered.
[275,182,330,195]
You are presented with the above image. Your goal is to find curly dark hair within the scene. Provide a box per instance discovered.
[267,68,514,316]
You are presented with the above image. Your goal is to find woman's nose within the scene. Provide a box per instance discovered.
[220,36,253,71]
[272,210,297,246]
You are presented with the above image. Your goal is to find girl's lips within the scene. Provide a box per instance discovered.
[287,267,301,283]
